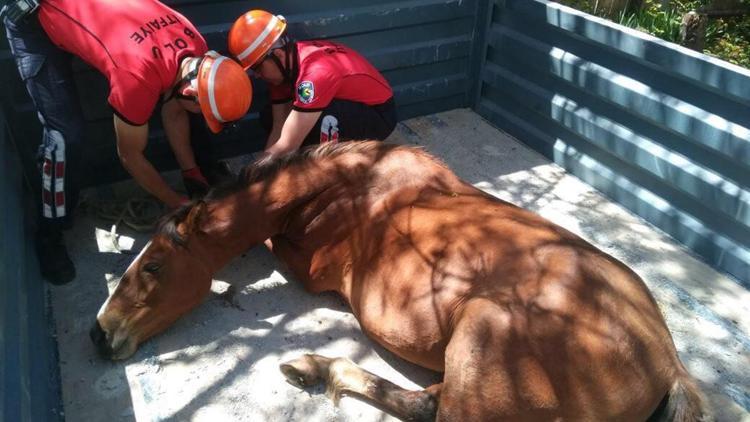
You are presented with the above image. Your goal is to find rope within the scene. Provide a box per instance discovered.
[79,196,166,254]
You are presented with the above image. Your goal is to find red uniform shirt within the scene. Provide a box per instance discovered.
[38,0,208,125]
[269,41,392,111]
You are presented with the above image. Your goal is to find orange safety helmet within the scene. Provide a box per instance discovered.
[228,10,287,69]
[196,51,253,133]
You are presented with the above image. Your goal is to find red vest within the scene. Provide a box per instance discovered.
[270,40,392,111]
[38,0,208,125]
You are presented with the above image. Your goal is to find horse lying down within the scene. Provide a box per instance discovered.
[92,141,710,421]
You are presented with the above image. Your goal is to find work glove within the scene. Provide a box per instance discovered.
[182,167,210,199]
[202,160,234,185]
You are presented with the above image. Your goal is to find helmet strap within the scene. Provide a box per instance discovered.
[268,52,286,83]
[166,56,201,102]
[286,39,299,85]
[266,36,295,86]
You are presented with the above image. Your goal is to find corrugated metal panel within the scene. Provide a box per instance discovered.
[475,0,750,286]
[0,0,484,187]
[0,111,63,422]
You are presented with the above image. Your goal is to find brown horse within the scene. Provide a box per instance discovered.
[92,141,710,421]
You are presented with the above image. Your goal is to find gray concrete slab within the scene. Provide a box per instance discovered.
[49,109,749,421]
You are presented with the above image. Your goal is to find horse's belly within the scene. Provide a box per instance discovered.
[300,197,544,371]
[355,285,455,372]
[306,245,459,371]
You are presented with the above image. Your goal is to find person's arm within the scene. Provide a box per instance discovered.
[114,114,187,208]
[160,98,198,171]
[264,109,322,158]
[265,102,293,150]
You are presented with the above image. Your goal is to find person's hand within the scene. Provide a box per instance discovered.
[182,167,210,199]
[167,196,191,210]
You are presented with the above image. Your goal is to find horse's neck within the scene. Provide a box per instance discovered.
[200,147,462,270]
[201,159,344,268]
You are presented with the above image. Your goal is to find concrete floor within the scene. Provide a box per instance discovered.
[49,109,749,421]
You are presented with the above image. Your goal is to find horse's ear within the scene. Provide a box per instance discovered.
[178,201,207,237]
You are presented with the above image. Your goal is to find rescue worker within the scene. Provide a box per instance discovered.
[2,0,252,284]
[227,10,396,158]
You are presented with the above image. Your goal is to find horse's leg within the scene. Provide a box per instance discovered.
[263,236,320,291]
[436,299,562,421]
[280,354,441,421]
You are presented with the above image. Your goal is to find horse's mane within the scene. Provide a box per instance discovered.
[227,140,395,195]
[158,141,415,244]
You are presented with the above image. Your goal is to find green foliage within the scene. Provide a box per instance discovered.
[615,1,684,42]
[704,16,750,67]
[556,0,750,69]
[558,0,597,14]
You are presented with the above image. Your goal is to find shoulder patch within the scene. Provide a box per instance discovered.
[297,81,315,104]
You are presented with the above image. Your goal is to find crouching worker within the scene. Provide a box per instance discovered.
[228,10,396,159]
[2,0,252,284]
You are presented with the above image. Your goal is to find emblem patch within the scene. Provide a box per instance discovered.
[297,81,315,104]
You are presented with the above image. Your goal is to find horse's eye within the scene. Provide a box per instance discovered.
[143,262,161,274]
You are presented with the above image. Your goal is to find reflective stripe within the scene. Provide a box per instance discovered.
[52,131,66,217]
[42,149,52,191]
[42,130,66,218]
[207,56,227,123]
[236,15,279,62]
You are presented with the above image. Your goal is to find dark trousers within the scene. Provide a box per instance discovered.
[262,97,397,148]
[5,15,84,235]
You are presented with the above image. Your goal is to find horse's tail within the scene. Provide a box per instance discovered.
[648,368,712,422]
[280,354,439,422]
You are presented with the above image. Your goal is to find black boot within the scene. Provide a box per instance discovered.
[35,231,76,285]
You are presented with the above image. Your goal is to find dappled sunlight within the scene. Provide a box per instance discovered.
[117,259,418,421]
[233,270,289,294]
[448,109,748,419]
[104,273,119,293]
[490,158,750,340]
[651,279,750,421]
[543,34,750,159]
[94,226,136,254]
[48,109,748,421]
[52,201,433,421]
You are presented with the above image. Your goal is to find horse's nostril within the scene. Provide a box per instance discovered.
[90,320,112,358]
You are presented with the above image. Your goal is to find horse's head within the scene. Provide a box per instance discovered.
[90,202,214,360]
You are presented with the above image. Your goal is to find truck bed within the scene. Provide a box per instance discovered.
[49,109,749,422]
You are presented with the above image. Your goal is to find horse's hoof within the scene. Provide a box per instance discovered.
[279,355,325,388]
[280,363,308,388]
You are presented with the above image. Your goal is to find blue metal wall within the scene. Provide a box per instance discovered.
[0,0,486,187]
[0,111,63,422]
[475,0,750,286]
[2,3,749,417]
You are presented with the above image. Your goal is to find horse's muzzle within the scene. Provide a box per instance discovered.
[89,320,114,359]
